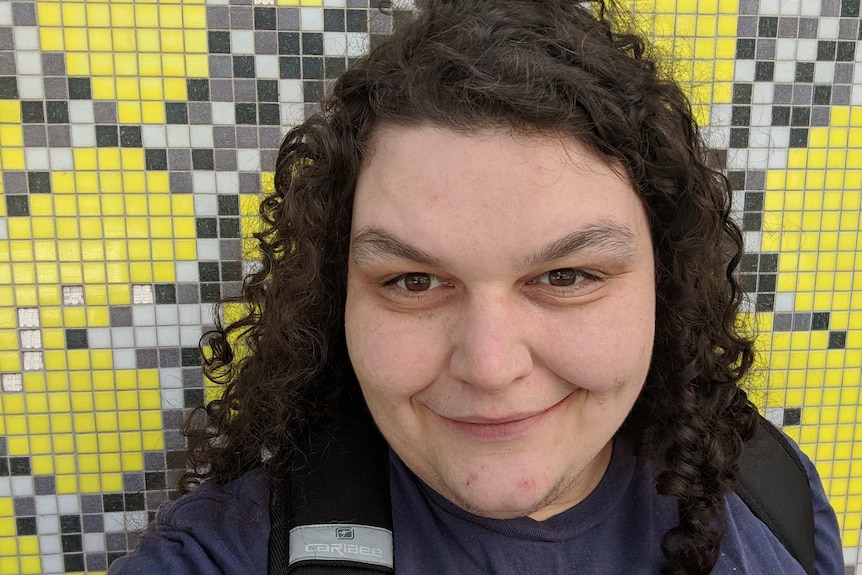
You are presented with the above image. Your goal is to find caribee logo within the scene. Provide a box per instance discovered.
[335,527,355,540]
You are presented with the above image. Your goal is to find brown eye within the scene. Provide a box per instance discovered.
[548,269,578,286]
[403,273,433,291]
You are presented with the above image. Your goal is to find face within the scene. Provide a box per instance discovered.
[345,126,655,521]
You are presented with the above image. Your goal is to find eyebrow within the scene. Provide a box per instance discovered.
[350,221,638,269]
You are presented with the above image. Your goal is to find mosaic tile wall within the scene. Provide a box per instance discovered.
[0,0,859,573]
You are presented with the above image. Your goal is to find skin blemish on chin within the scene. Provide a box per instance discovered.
[517,478,536,492]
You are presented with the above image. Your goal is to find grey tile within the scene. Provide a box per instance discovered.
[277,8,300,30]
[220,239,242,260]
[210,129,236,153]
[207,6,230,29]
[165,430,186,450]
[3,171,28,194]
[834,63,853,84]
[144,451,166,471]
[737,16,757,37]
[255,31,278,54]
[0,52,17,75]
[798,18,818,38]
[146,491,168,511]
[234,79,257,102]
[13,497,36,516]
[41,52,65,75]
[239,171,260,193]
[259,127,282,148]
[188,102,212,124]
[12,2,38,26]
[93,101,117,124]
[773,313,792,331]
[746,170,765,190]
[838,18,858,39]
[821,0,840,16]
[792,313,811,331]
[223,282,242,298]
[755,39,775,59]
[43,77,68,99]
[22,125,46,147]
[82,514,104,533]
[47,125,71,147]
[182,368,203,388]
[236,126,258,147]
[260,148,278,171]
[210,79,234,102]
[136,348,158,369]
[209,55,233,78]
[80,494,102,513]
[0,28,14,50]
[777,17,798,38]
[123,472,146,492]
[347,0,368,6]
[168,149,192,170]
[86,553,107,571]
[170,171,193,193]
[833,84,851,105]
[105,533,127,552]
[177,283,200,304]
[214,149,237,171]
[792,84,812,105]
[231,6,254,29]
[162,409,184,429]
[159,348,180,368]
[109,306,132,327]
[34,475,56,495]
[811,107,830,126]
[370,10,392,33]
[739,0,759,14]
[773,84,793,104]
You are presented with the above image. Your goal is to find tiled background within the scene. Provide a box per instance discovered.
[0,0,859,573]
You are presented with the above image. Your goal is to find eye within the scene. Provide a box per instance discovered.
[528,268,602,293]
[390,273,444,292]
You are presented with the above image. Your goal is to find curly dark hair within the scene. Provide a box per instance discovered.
[184,1,759,573]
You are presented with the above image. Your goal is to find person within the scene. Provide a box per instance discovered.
[109,0,844,574]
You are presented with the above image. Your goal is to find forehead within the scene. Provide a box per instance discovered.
[351,125,650,265]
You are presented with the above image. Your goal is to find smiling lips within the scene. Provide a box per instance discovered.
[436,395,571,442]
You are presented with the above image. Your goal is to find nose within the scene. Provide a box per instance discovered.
[448,293,534,391]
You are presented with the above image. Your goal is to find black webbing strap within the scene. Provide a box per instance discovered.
[735,414,816,575]
[267,406,393,575]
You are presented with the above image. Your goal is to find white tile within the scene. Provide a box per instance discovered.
[211,102,236,125]
[41,554,64,575]
[256,54,279,79]
[25,148,50,170]
[159,368,183,389]
[88,327,112,348]
[743,231,762,253]
[35,494,58,515]
[818,17,840,39]
[49,148,74,171]
[70,125,96,148]
[178,304,202,325]
[192,171,217,194]
[103,512,126,533]
[18,307,40,327]
[777,0,801,14]
[751,83,774,105]
[346,32,369,57]
[237,148,261,171]
[142,125,168,147]
[39,533,62,552]
[160,388,184,409]
[157,326,180,346]
[15,50,42,75]
[773,39,798,62]
[189,125,214,147]
[195,239,218,259]
[132,305,156,325]
[111,327,135,348]
[766,147,788,170]
[133,284,154,305]
[68,100,95,124]
[11,476,34,496]
[764,407,783,426]
[20,329,41,349]
[281,103,306,127]
[216,172,239,194]
[773,60,796,82]
[156,305,179,325]
[0,3,11,25]
[758,0,780,13]
[16,76,43,99]
[279,79,303,103]
[126,511,149,531]
[231,30,255,54]
[0,478,10,497]
[134,326,158,346]
[57,494,80,514]
[23,351,43,371]
[83,533,105,553]
[734,60,756,82]
[175,261,199,282]
[795,39,817,61]
[300,7,324,30]
[747,147,771,169]
[112,348,136,369]
[814,62,835,83]
[166,125,191,147]
[324,32,347,56]
[181,325,205,347]
[774,293,795,312]
[0,219,7,240]
[798,0,819,15]
[13,27,39,50]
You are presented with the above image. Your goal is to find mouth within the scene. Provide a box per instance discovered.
[435,394,571,442]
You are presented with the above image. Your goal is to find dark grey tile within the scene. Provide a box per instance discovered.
[220,239,242,260]
[0,53,17,75]
[105,533,127,552]
[82,514,104,533]
[144,451,166,471]
[13,497,35,516]
[80,494,102,514]
[811,107,830,126]
[123,472,146,492]
[822,0,841,16]
[146,491,168,511]
[177,283,199,304]
[773,314,792,332]
[792,313,811,331]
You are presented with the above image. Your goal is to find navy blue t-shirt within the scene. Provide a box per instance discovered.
[109,435,843,575]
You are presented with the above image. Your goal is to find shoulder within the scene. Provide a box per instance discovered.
[108,467,272,575]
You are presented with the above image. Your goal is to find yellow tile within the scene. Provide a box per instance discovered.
[153,262,176,282]
[0,101,22,124]
[63,307,87,328]
[102,472,123,491]
[122,452,144,471]
[0,147,25,169]
[129,242,152,261]
[141,102,166,125]
[137,28,161,52]
[123,171,146,191]
[135,4,159,27]
[37,3,62,26]
[142,431,164,450]
[185,54,209,76]
[118,101,142,124]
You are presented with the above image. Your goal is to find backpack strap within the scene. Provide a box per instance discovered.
[735,414,815,575]
[268,404,393,575]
